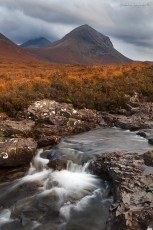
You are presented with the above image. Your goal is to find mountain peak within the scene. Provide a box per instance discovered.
[76,24,93,30]
[28,25,132,65]
[61,24,114,49]
[21,37,51,48]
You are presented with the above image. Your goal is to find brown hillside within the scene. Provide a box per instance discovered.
[0,33,43,64]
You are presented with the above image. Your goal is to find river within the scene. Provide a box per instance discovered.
[0,127,152,230]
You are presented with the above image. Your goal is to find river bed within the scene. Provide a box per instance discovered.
[0,127,152,230]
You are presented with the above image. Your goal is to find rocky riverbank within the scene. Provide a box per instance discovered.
[0,99,107,167]
[90,151,153,230]
[1,99,153,229]
[1,99,153,167]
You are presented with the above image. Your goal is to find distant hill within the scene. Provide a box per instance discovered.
[21,37,51,48]
[144,61,153,64]
[29,25,133,65]
[0,33,40,64]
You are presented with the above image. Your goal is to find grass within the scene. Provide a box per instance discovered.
[1,62,153,116]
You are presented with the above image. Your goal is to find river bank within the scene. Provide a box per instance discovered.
[0,99,153,229]
[1,99,153,167]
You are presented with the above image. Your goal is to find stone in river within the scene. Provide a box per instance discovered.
[0,138,37,167]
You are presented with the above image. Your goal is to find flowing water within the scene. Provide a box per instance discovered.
[0,127,152,230]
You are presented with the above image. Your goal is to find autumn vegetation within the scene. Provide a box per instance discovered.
[1,62,153,116]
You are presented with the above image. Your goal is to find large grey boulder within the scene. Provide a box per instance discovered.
[0,138,37,167]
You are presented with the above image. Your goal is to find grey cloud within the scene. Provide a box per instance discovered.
[0,0,153,60]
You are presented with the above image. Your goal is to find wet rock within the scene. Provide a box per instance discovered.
[148,138,153,145]
[37,136,61,148]
[47,158,67,171]
[144,151,153,167]
[0,166,28,182]
[41,149,67,171]
[90,152,153,230]
[0,220,22,230]
[0,138,37,167]
[136,131,147,138]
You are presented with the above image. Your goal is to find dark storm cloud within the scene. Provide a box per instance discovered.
[0,0,152,60]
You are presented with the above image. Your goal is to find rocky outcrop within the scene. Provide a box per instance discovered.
[90,152,153,230]
[0,138,37,167]
[26,99,106,127]
[25,99,106,137]
[1,100,153,168]
[102,102,153,130]
[0,100,107,168]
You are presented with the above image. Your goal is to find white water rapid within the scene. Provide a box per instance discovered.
[1,127,150,230]
[0,149,112,230]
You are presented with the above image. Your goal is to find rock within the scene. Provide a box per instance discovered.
[102,113,117,127]
[25,100,106,138]
[47,158,67,171]
[136,131,147,138]
[37,136,61,148]
[148,138,153,145]
[144,151,153,167]
[27,99,106,126]
[0,120,35,138]
[0,166,28,182]
[41,149,67,171]
[0,138,37,167]
[0,112,7,121]
[90,152,153,230]
[114,116,147,131]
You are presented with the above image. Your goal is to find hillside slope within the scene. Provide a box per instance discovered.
[0,33,41,64]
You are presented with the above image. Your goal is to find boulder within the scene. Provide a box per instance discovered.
[0,138,37,167]
[26,99,106,132]
[23,99,108,140]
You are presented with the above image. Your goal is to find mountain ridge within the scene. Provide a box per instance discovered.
[28,24,132,65]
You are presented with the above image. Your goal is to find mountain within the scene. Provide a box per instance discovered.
[21,37,51,48]
[0,33,41,64]
[28,25,132,65]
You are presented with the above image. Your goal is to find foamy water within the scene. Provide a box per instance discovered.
[0,148,110,230]
[0,127,149,229]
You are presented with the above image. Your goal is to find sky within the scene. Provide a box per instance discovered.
[0,0,153,61]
